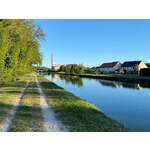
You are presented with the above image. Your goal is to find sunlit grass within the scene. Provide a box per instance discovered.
[0,76,27,130]
[39,77,128,132]
[0,74,128,132]
[10,80,45,132]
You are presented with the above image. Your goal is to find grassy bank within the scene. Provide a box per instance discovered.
[38,76,128,132]
[0,74,128,132]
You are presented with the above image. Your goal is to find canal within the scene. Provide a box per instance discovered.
[47,73,150,131]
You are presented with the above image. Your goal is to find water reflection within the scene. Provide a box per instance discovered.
[50,73,143,90]
[51,74,61,82]
[97,79,142,90]
[97,79,122,88]
[51,74,83,87]
[48,73,150,131]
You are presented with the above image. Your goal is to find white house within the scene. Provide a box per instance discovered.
[121,61,147,73]
[52,64,61,71]
[98,61,121,73]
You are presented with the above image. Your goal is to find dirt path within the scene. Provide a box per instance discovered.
[0,75,67,132]
[0,79,30,132]
[35,75,67,132]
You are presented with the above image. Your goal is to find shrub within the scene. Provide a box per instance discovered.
[59,64,84,74]
[140,68,150,77]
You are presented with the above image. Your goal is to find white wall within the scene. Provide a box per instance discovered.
[139,62,147,70]
[99,63,121,73]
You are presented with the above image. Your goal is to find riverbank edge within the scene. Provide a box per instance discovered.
[38,75,128,132]
[56,72,150,84]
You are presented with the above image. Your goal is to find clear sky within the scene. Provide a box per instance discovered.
[35,19,150,67]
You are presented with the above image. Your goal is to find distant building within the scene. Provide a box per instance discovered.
[51,53,61,71]
[52,64,61,71]
[98,61,121,73]
[121,61,147,73]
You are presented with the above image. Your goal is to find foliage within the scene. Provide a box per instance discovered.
[95,69,102,74]
[0,19,44,82]
[59,74,83,87]
[59,64,84,74]
[146,63,150,68]
[140,68,150,77]
[133,64,139,74]
[32,66,50,71]
[84,67,95,74]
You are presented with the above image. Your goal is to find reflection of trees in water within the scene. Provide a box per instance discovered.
[97,79,142,90]
[140,83,150,89]
[121,82,141,90]
[51,73,61,82]
[51,73,55,79]
[58,75,83,87]
[50,73,150,90]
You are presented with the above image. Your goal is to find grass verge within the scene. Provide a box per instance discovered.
[38,76,128,132]
[10,77,45,132]
[0,76,28,129]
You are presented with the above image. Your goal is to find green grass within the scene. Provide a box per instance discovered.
[0,74,128,132]
[10,77,45,132]
[0,76,27,129]
[38,76,128,132]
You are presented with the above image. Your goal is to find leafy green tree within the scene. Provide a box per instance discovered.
[134,64,139,74]
[59,65,65,72]
[59,64,84,74]
[0,19,44,82]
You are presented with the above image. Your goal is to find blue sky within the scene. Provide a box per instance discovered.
[35,19,150,67]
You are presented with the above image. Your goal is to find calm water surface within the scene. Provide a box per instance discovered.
[47,73,150,131]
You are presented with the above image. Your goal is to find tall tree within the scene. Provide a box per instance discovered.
[0,19,44,82]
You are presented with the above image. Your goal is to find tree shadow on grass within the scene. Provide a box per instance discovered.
[40,81,64,90]
[0,81,27,88]
[51,102,128,132]
[0,102,12,116]
[39,80,128,132]
[9,105,44,132]
[0,102,13,124]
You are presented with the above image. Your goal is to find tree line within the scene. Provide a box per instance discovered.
[59,64,84,74]
[0,20,44,82]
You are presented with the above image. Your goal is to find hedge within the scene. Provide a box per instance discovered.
[140,68,150,76]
